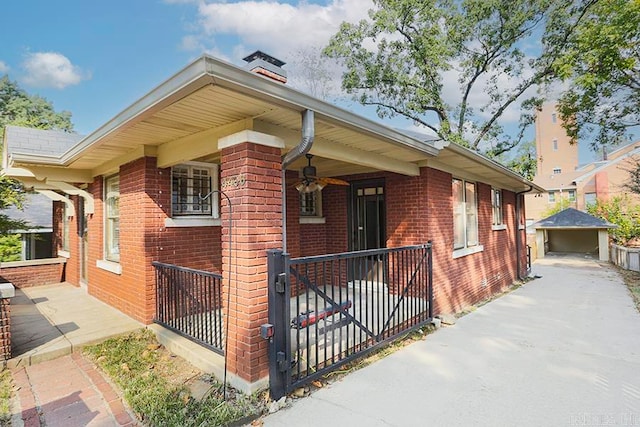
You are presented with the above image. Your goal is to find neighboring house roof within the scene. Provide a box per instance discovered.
[1,54,544,194]
[4,193,53,231]
[2,126,84,168]
[533,208,616,229]
[573,141,640,185]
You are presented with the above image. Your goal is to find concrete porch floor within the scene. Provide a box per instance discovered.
[9,283,143,368]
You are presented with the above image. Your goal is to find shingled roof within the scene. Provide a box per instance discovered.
[3,125,84,157]
[533,207,617,229]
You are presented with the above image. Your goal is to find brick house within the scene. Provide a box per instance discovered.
[2,52,542,393]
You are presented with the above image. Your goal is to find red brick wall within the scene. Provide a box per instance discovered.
[284,167,522,315]
[0,262,66,288]
[58,157,223,324]
[220,141,283,383]
[0,298,10,360]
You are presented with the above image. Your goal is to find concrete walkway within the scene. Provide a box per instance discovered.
[9,283,143,368]
[7,283,143,426]
[264,255,640,426]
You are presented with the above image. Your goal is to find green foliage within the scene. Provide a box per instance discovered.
[0,76,73,132]
[0,75,74,236]
[623,156,640,195]
[555,0,640,149]
[541,197,574,218]
[0,234,22,262]
[85,330,262,426]
[324,0,599,159]
[0,368,12,425]
[587,195,640,245]
[502,140,537,180]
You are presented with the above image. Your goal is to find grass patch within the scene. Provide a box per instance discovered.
[0,369,13,426]
[617,267,640,312]
[84,329,264,426]
[0,368,13,426]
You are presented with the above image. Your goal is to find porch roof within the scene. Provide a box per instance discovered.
[3,54,543,193]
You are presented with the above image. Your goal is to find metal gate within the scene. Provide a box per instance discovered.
[267,243,433,399]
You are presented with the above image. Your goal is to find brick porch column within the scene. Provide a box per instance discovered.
[219,131,284,389]
[0,283,15,363]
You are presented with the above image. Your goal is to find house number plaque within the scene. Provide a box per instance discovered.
[221,174,246,189]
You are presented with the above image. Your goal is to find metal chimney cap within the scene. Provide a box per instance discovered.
[242,50,285,67]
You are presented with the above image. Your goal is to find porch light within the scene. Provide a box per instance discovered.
[295,180,326,193]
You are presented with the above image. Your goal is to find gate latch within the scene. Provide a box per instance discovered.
[276,273,286,294]
[276,351,289,372]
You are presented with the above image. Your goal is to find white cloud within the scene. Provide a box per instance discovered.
[0,61,9,74]
[190,0,372,59]
[21,52,89,89]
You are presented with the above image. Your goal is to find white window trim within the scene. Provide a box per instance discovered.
[453,178,479,251]
[453,245,484,259]
[300,217,326,224]
[165,217,222,228]
[96,259,122,275]
[104,174,120,263]
[57,249,71,258]
[491,188,503,228]
[171,162,220,219]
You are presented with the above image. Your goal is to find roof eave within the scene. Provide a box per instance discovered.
[54,54,439,168]
[444,142,545,193]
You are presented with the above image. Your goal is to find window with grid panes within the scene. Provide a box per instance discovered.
[104,175,120,262]
[172,164,218,217]
[453,178,479,249]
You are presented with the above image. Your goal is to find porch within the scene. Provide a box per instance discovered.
[8,283,142,368]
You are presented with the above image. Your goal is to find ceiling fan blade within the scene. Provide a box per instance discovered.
[318,177,350,186]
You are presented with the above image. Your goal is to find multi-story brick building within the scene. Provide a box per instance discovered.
[2,52,543,393]
[526,102,640,223]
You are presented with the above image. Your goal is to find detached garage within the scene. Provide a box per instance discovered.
[534,208,616,261]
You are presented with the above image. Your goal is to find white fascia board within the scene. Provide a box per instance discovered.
[574,147,640,183]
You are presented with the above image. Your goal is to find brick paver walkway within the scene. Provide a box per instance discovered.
[11,352,137,426]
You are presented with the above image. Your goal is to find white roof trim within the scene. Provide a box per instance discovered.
[37,190,75,217]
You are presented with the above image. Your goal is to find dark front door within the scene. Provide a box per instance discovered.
[350,180,386,251]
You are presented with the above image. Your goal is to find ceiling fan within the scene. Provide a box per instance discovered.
[293,154,349,193]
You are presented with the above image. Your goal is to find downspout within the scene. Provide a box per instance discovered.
[515,185,533,280]
[281,109,315,253]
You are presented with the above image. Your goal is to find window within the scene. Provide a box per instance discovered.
[104,175,120,262]
[300,190,322,217]
[171,163,219,217]
[553,168,561,174]
[491,188,503,226]
[568,190,576,202]
[453,179,478,250]
[552,139,558,151]
[548,191,556,203]
[62,201,70,252]
[585,192,597,207]
[552,113,557,123]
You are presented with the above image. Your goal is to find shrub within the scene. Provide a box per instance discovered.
[587,195,640,245]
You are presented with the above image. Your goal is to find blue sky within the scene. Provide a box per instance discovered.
[1,0,597,164]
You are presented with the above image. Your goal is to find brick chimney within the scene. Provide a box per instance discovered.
[242,50,287,84]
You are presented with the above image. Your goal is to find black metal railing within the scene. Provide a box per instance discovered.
[152,261,224,354]
[267,243,433,399]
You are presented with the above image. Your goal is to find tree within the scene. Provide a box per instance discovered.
[288,47,337,101]
[587,195,640,246]
[324,0,599,159]
[623,157,640,195]
[555,0,640,150]
[0,75,74,235]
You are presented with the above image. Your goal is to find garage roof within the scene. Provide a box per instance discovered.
[534,208,617,229]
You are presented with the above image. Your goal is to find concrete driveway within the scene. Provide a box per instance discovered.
[263,255,640,427]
